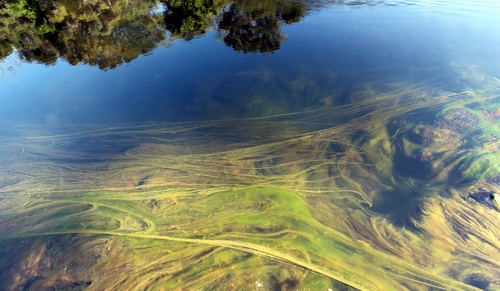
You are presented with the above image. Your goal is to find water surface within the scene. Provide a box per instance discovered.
[1,0,500,290]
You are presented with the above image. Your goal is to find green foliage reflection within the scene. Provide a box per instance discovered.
[218,0,305,53]
[1,0,310,69]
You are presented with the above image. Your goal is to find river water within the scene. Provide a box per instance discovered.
[1,0,500,290]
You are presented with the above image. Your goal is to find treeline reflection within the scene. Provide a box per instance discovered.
[0,0,308,70]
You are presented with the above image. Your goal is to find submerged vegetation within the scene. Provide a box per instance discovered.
[1,67,500,290]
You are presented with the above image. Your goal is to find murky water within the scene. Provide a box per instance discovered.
[1,0,500,290]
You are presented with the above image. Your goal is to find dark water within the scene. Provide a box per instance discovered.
[2,0,500,290]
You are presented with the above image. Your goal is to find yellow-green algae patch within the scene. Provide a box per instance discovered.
[0,187,487,290]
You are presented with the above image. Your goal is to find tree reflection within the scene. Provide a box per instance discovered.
[163,0,226,41]
[0,0,308,69]
[1,0,167,70]
[0,0,57,63]
[218,0,305,54]
[49,0,167,70]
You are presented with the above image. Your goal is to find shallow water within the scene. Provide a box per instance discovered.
[1,0,500,290]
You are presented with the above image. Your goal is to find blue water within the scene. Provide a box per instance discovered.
[1,0,499,127]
